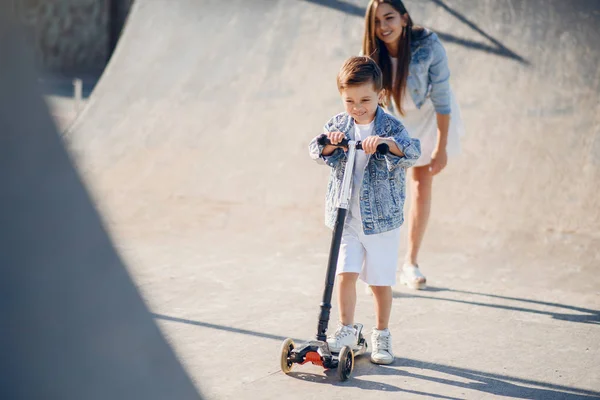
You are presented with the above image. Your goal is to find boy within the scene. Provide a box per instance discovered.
[308,56,421,364]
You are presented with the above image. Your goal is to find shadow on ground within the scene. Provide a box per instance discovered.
[392,287,600,325]
[154,312,599,398]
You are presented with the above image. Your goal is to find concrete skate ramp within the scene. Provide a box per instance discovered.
[68,0,600,239]
[66,0,600,398]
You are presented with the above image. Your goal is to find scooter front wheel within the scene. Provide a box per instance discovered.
[280,338,295,374]
[337,346,354,381]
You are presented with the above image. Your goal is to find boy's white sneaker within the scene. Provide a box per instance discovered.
[370,328,394,365]
[399,263,427,290]
[327,324,359,353]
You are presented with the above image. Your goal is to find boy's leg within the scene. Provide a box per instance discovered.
[370,285,394,365]
[361,228,399,364]
[338,272,359,325]
[370,285,392,329]
[327,272,360,352]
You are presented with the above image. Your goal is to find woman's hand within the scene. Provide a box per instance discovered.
[429,147,447,175]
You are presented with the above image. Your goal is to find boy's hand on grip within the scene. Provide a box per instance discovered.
[361,136,382,155]
[327,131,346,146]
[327,131,347,151]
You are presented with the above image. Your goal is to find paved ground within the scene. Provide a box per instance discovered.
[61,0,600,398]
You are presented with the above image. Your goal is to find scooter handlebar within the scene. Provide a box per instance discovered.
[317,134,389,155]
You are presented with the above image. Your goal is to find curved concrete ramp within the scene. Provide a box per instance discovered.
[67,0,600,398]
[68,0,600,236]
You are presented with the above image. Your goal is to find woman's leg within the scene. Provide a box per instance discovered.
[337,272,359,325]
[405,165,433,277]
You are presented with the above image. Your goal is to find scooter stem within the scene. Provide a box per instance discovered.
[316,142,357,341]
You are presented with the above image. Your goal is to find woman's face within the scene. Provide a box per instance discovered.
[374,3,406,46]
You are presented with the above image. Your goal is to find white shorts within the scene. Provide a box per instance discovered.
[336,216,401,286]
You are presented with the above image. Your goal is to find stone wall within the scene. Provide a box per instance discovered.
[13,0,133,73]
[110,0,134,52]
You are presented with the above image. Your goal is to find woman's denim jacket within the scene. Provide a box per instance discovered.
[308,107,421,235]
[406,29,451,115]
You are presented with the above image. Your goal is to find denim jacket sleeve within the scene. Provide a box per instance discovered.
[308,116,347,168]
[383,118,421,171]
[428,34,451,115]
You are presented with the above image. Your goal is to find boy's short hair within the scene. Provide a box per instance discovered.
[337,56,383,92]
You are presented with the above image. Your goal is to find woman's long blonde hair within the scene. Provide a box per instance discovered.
[362,0,414,115]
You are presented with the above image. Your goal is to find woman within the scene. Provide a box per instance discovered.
[363,0,465,290]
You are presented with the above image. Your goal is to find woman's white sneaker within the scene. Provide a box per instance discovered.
[370,328,394,364]
[400,263,427,290]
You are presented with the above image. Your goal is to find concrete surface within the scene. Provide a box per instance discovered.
[0,12,201,399]
[65,0,600,398]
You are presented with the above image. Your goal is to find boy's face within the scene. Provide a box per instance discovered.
[341,82,383,125]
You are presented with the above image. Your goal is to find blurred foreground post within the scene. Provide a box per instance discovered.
[0,8,203,400]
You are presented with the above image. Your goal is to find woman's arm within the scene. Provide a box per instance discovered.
[430,113,449,175]
[429,34,452,174]
[429,35,451,115]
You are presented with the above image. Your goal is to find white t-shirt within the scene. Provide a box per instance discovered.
[390,56,418,112]
[348,120,375,223]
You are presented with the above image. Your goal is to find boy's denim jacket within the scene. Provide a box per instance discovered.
[308,106,421,235]
[404,29,451,115]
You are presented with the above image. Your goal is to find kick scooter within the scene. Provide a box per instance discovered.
[279,134,388,381]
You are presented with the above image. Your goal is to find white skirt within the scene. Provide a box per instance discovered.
[389,89,465,168]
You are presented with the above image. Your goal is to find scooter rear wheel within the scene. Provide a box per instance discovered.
[337,346,354,381]
[280,338,295,374]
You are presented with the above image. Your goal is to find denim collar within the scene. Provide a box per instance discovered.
[410,27,433,51]
[340,106,393,139]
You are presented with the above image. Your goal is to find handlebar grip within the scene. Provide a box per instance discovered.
[317,134,349,147]
[376,143,390,155]
[317,134,389,155]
